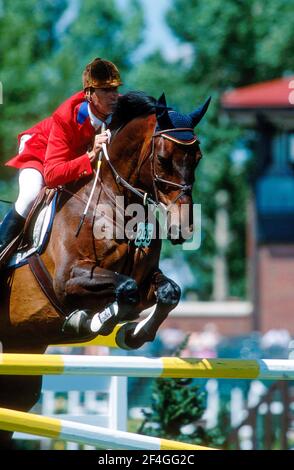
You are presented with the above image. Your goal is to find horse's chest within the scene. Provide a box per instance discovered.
[129,245,159,282]
[96,239,159,283]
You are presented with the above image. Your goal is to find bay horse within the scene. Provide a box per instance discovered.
[0,91,210,448]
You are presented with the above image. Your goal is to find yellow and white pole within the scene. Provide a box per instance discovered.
[0,355,294,380]
[0,407,214,450]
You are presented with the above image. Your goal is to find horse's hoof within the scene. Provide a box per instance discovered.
[61,309,94,340]
[116,322,152,350]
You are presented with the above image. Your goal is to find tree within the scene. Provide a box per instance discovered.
[49,0,144,107]
[138,339,223,447]
[0,0,68,176]
[0,0,144,174]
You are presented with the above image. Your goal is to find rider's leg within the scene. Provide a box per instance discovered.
[15,168,44,218]
[0,168,44,252]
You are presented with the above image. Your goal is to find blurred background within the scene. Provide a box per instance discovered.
[1,0,294,450]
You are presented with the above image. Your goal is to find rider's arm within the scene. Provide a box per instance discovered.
[44,115,93,188]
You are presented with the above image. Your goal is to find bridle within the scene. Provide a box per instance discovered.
[149,128,199,207]
[101,126,199,209]
[71,124,199,236]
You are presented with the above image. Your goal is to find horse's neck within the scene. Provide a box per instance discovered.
[108,115,156,187]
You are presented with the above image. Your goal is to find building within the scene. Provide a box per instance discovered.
[222,75,294,333]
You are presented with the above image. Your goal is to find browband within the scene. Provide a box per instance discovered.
[159,133,199,145]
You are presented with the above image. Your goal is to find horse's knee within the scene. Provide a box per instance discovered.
[156,280,181,306]
[116,278,140,307]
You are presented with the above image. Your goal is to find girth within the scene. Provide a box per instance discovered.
[28,253,67,317]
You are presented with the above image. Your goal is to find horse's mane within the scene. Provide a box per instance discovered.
[112,91,156,128]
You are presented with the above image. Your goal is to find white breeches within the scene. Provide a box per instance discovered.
[15,168,45,218]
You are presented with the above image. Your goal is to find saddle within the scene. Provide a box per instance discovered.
[0,187,57,270]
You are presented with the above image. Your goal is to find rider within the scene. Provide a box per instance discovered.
[0,58,122,256]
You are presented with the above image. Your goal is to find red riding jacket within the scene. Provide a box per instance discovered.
[6,91,97,187]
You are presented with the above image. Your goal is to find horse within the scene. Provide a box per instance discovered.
[0,91,210,448]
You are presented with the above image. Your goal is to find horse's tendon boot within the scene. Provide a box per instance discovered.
[89,301,119,336]
[61,302,120,339]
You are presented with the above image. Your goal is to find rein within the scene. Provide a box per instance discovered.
[100,141,157,206]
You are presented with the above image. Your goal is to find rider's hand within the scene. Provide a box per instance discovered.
[88,132,109,164]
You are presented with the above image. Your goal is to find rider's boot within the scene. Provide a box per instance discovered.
[0,207,26,255]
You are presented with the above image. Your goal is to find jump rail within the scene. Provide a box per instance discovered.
[1,355,294,380]
[0,407,213,451]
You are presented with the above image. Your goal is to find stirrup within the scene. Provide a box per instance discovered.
[0,234,24,270]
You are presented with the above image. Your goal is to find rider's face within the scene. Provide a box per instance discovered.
[90,87,119,117]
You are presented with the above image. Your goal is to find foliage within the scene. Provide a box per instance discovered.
[0,0,144,177]
[0,0,67,175]
[138,338,223,447]
[49,0,144,107]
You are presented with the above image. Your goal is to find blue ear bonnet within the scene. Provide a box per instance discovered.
[156,111,196,141]
[155,94,211,142]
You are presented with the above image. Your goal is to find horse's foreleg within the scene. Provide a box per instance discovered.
[118,270,181,349]
[59,261,139,338]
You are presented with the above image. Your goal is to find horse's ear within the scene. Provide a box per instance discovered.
[155,93,173,112]
[157,92,167,108]
[190,96,211,127]
[156,93,173,130]
[156,107,173,130]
